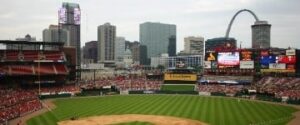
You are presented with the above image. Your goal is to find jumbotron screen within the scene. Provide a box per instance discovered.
[217,52,240,66]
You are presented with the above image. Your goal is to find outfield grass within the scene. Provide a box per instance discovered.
[161,84,195,91]
[27,95,297,125]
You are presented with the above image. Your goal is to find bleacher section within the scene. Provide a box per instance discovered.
[200,75,253,84]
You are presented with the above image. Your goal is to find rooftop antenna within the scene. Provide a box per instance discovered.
[240,41,242,49]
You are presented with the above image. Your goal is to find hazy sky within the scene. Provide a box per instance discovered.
[0,0,299,51]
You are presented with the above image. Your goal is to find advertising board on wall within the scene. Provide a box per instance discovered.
[241,51,252,61]
[204,61,211,69]
[205,52,216,61]
[240,61,254,69]
[260,55,276,68]
[261,69,295,73]
[278,55,296,64]
[286,49,296,56]
[269,63,286,70]
[58,8,67,24]
[164,73,197,81]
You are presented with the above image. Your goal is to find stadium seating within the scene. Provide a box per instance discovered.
[10,65,34,75]
[79,76,162,91]
[257,77,300,100]
[23,51,39,61]
[0,88,41,124]
[34,65,56,75]
[54,64,68,75]
[43,51,65,61]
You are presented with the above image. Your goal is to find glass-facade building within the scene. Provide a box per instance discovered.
[140,22,176,65]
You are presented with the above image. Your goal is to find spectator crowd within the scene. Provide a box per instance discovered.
[257,77,300,100]
[79,76,162,91]
[0,88,41,124]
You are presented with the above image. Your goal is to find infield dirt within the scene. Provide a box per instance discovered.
[58,114,207,125]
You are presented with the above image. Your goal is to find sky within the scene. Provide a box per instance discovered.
[0,0,299,52]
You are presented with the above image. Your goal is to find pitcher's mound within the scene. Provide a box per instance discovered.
[58,114,207,125]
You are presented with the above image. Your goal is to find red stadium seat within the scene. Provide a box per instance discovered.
[10,65,34,75]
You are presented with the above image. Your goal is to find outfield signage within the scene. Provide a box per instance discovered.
[164,73,197,81]
[204,61,211,69]
[260,69,295,73]
[269,63,286,70]
[286,49,296,56]
[240,61,254,69]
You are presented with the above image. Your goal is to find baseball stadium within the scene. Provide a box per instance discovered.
[0,40,300,125]
[0,5,300,125]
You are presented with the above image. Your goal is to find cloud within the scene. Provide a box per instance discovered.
[0,0,299,50]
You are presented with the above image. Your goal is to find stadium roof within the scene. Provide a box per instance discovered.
[0,40,64,46]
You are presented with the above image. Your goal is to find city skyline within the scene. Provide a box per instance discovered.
[0,0,300,52]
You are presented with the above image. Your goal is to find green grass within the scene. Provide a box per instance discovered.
[111,121,153,125]
[27,95,297,125]
[161,84,195,91]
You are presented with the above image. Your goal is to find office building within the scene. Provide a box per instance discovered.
[140,22,176,65]
[43,25,70,44]
[59,2,81,66]
[252,21,271,48]
[83,41,97,63]
[184,36,204,55]
[115,37,126,61]
[97,23,116,63]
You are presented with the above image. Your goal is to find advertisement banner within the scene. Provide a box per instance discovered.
[241,51,252,61]
[287,64,295,70]
[269,63,286,70]
[278,55,296,64]
[286,49,296,56]
[164,73,197,81]
[205,52,216,61]
[240,61,254,69]
[204,61,211,69]
[261,69,295,73]
[58,8,67,24]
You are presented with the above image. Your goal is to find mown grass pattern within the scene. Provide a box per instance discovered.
[27,95,297,125]
[160,84,195,91]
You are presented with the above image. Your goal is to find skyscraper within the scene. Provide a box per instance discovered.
[115,37,126,61]
[59,2,81,66]
[140,22,176,65]
[184,36,204,55]
[252,21,271,49]
[97,23,116,63]
[43,25,69,43]
[168,35,176,56]
[83,41,98,63]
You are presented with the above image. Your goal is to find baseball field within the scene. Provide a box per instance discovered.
[27,95,297,125]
